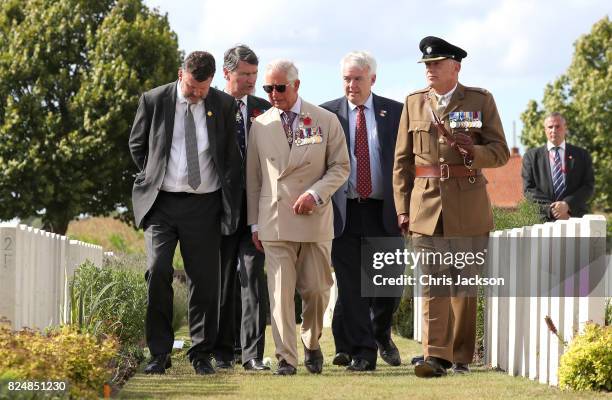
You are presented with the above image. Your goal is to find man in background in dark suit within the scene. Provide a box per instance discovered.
[129,51,241,375]
[321,51,403,372]
[522,112,594,221]
[212,44,271,371]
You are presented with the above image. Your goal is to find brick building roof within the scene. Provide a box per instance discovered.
[483,147,524,208]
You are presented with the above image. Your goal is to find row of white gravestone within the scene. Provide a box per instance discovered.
[412,214,609,386]
[0,222,103,331]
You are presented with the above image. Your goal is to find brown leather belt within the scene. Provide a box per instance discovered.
[415,164,481,180]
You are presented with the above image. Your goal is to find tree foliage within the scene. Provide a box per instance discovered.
[520,16,611,211]
[0,0,181,233]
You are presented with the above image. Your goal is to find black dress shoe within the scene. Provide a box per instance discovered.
[144,354,171,374]
[414,356,448,378]
[346,358,376,372]
[274,359,297,376]
[243,358,271,371]
[303,344,324,374]
[193,357,216,375]
[452,362,470,374]
[379,339,401,366]
[411,355,424,365]
[332,352,351,366]
[215,359,234,369]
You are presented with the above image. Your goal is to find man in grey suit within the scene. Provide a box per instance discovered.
[321,51,403,371]
[129,51,241,375]
[213,44,272,371]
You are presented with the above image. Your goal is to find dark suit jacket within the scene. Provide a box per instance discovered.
[321,93,403,236]
[522,143,594,220]
[129,82,242,234]
[243,95,271,168]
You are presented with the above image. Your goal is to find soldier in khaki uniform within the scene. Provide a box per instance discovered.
[393,36,509,377]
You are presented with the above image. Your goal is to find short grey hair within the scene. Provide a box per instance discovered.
[544,112,566,124]
[341,51,377,76]
[223,44,259,72]
[266,59,299,82]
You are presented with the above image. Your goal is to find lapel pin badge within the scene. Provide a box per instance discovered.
[207,111,213,117]
[379,110,387,117]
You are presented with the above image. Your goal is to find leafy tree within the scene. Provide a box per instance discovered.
[0,0,181,234]
[520,16,611,211]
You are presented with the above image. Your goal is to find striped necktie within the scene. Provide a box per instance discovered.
[552,147,565,200]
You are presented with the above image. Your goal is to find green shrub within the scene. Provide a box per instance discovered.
[69,260,147,346]
[606,297,611,326]
[392,287,413,339]
[558,323,612,391]
[493,199,543,231]
[0,322,118,399]
[172,279,189,332]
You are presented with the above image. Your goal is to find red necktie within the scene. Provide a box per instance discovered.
[355,105,372,198]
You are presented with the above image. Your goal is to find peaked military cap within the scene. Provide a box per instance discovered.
[418,36,468,63]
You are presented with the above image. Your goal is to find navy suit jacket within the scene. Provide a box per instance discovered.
[521,143,594,221]
[320,93,402,237]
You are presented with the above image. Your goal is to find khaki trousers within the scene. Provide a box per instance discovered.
[262,240,333,368]
[412,234,488,365]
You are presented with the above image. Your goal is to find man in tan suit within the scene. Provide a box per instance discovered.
[393,36,509,377]
[246,59,350,375]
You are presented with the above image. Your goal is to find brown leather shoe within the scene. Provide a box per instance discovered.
[303,344,324,374]
[274,359,297,375]
[414,356,448,378]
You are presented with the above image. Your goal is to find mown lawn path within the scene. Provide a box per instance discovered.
[119,326,605,399]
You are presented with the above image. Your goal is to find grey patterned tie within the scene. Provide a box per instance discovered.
[184,103,201,190]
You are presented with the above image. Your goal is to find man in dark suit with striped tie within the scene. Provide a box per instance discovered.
[522,112,594,221]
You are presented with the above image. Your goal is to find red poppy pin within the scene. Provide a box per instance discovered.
[251,108,263,118]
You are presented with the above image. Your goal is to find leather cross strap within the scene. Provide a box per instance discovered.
[415,164,481,180]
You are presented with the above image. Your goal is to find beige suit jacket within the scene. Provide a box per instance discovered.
[246,99,350,242]
[393,83,510,236]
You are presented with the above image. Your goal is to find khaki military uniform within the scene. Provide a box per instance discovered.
[393,82,509,364]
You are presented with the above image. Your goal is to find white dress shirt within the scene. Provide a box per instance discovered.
[161,83,220,193]
[547,140,566,177]
[347,93,383,199]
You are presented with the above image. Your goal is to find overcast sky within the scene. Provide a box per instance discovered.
[143,0,609,149]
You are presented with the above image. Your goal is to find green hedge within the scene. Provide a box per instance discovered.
[559,323,612,391]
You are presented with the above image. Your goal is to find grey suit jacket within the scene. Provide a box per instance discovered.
[129,82,242,234]
[320,93,403,236]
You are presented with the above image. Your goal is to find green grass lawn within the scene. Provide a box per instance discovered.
[118,325,606,399]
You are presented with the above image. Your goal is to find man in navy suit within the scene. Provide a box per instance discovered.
[213,45,272,371]
[320,51,403,371]
[522,112,594,221]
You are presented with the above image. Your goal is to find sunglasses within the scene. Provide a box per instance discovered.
[262,83,293,93]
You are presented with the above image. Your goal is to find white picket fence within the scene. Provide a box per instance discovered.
[0,222,103,330]
[413,214,609,386]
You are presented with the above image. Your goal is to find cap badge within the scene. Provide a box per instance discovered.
[426,46,432,54]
